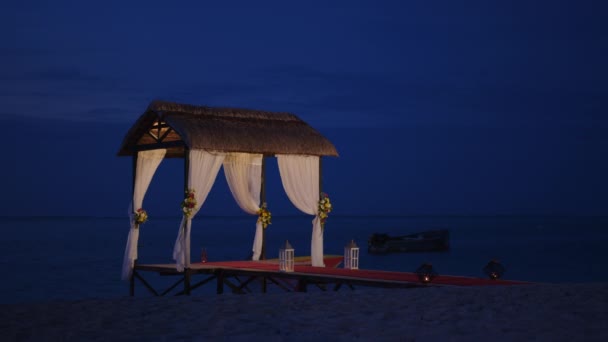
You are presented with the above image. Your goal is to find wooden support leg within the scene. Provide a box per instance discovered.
[266,277,293,292]
[161,278,184,296]
[130,271,136,296]
[184,269,191,296]
[262,277,267,293]
[216,270,224,294]
[297,279,308,292]
[134,272,160,296]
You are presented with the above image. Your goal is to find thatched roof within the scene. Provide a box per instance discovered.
[117,100,338,158]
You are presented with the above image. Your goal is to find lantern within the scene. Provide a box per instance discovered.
[344,239,359,270]
[415,262,437,284]
[279,240,294,272]
[483,259,505,280]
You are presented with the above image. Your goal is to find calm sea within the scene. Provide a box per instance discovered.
[0,215,607,304]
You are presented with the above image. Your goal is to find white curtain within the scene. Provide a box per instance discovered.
[277,155,324,267]
[223,153,264,260]
[121,149,166,281]
[173,149,225,271]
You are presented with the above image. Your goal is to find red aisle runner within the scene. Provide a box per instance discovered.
[200,259,526,287]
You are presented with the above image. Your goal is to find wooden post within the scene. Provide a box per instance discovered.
[184,148,191,268]
[297,279,308,292]
[260,156,267,293]
[129,154,137,297]
[319,157,323,229]
[319,157,323,193]
[184,148,190,193]
[132,154,138,195]
[216,270,224,294]
[129,269,135,296]
[184,269,191,295]
[319,157,325,264]
[260,156,267,260]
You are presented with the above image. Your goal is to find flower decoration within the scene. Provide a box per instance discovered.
[318,192,332,225]
[181,189,197,218]
[134,208,148,225]
[257,203,272,229]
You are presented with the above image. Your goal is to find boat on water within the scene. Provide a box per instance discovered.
[367,229,450,254]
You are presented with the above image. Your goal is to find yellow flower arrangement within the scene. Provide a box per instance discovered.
[318,192,332,224]
[257,203,272,229]
[181,189,197,218]
[134,208,148,225]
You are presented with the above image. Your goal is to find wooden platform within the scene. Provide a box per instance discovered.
[130,256,527,297]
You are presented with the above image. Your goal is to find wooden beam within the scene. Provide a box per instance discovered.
[134,272,160,296]
[160,278,184,296]
[146,131,159,142]
[267,277,294,292]
[156,119,161,142]
[158,127,174,142]
[132,141,185,152]
[188,275,217,292]
[235,276,257,293]
[222,277,246,294]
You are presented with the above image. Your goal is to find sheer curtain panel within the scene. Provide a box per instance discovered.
[121,149,166,280]
[277,154,324,267]
[223,153,264,260]
[173,150,225,272]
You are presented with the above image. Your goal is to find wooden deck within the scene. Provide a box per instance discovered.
[130,256,527,297]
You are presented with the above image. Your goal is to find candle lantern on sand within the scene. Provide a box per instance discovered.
[416,262,437,284]
[483,259,505,280]
[344,239,359,270]
[279,240,294,272]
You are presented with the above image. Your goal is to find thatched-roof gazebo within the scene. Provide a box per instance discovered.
[119,100,338,281]
[118,100,338,158]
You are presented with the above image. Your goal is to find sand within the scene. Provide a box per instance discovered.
[1,283,607,341]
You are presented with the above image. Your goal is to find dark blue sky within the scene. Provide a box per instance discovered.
[1,1,607,217]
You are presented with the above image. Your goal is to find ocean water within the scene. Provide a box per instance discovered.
[0,215,607,304]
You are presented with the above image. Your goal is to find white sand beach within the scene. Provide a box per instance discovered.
[1,283,607,341]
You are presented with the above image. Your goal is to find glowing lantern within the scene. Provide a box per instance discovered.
[483,259,505,280]
[344,239,359,270]
[279,240,294,272]
[416,262,437,284]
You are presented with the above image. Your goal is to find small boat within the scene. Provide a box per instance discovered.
[367,229,450,254]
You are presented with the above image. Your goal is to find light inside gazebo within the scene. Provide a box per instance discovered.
[344,239,359,270]
[415,262,437,284]
[148,120,171,140]
[483,259,505,280]
[279,240,295,272]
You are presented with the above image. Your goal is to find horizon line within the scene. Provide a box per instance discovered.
[1,214,607,219]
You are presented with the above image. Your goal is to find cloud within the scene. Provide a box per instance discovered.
[0,67,151,123]
[0,47,51,58]
[248,64,608,127]
[1,58,606,128]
